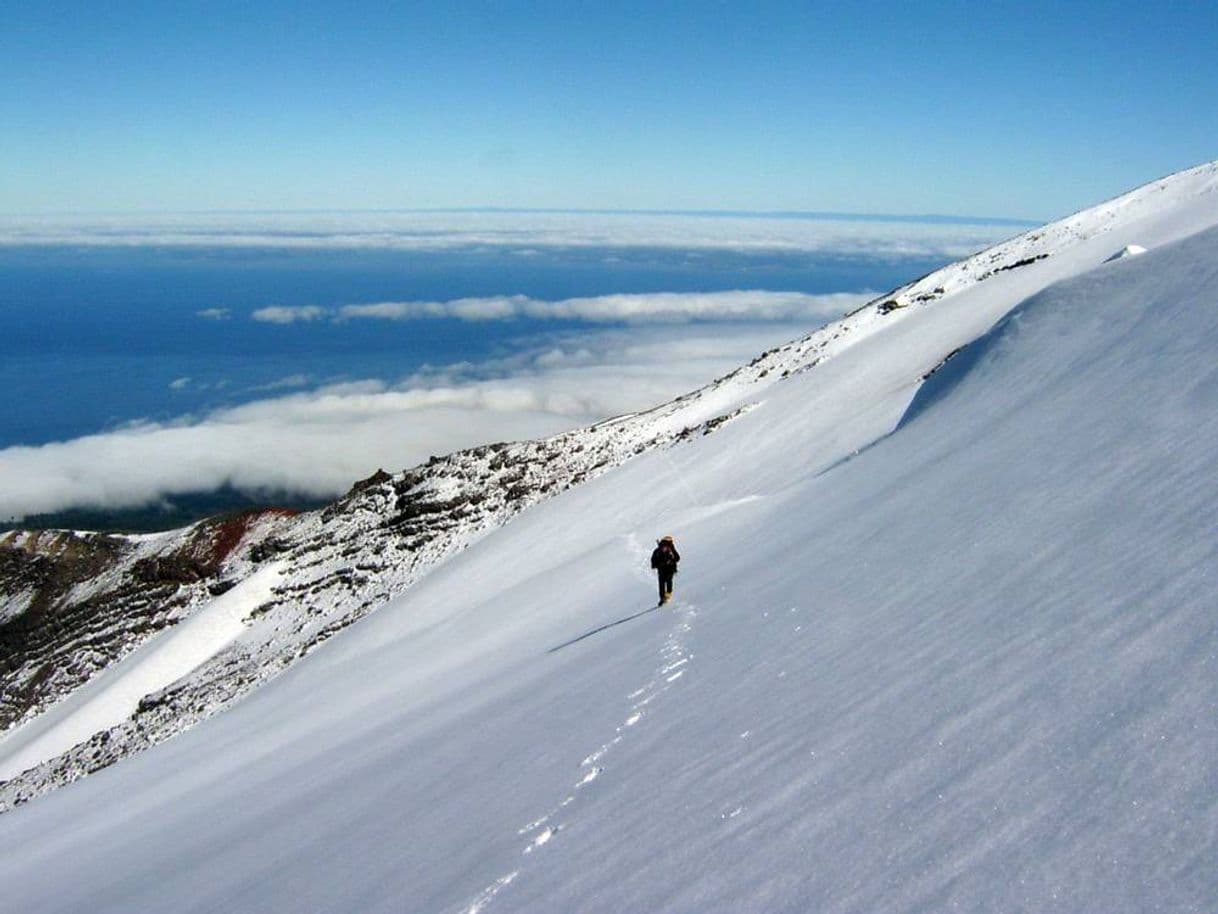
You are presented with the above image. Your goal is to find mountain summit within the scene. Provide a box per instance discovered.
[2,163,1217,913]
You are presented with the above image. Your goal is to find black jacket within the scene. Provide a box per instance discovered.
[650,543,680,571]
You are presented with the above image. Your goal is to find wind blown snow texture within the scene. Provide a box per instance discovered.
[1,163,1217,913]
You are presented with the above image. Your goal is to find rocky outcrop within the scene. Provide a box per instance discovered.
[0,510,296,734]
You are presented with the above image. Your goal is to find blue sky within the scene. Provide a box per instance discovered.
[2,0,1216,219]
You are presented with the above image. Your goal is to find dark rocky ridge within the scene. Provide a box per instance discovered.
[0,511,296,733]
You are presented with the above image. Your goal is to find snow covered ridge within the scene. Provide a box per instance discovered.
[0,398,762,805]
[1,160,1216,811]
[0,515,290,731]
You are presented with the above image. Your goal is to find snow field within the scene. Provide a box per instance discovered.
[0,164,1217,912]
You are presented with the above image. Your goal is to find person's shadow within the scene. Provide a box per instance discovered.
[546,605,661,654]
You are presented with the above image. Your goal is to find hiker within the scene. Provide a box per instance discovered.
[650,535,680,605]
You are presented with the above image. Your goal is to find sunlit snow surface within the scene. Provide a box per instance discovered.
[1,165,1217,912]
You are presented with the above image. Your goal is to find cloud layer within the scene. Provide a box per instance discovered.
[0,209,1009,519]
[0,324,811,519]
[249,290,871,326]
[250,305,329,324]
[0,210,1020,260]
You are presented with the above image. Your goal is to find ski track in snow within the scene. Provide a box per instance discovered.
[463,601,697,913]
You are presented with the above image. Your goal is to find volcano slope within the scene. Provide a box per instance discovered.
[1,165,1217,913]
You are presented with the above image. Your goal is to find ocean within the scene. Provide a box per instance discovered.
[0,242,952,447]
[0,212,1026,525]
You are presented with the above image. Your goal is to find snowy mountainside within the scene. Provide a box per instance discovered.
[0,161,1216,833]
[0,397,753,801]
[2,170,1217,913]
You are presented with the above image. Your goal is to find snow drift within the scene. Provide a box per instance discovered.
[1,163,1217,913]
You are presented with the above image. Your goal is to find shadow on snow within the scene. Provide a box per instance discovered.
[547,605,661,654]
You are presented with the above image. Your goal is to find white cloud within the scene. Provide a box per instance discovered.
[0,324,809,519]
[251,305,328,324]
[253,290,871,326]
[168,377,231,393]
[0,210,1021,260]
[0,210,1020,520]
[250,373,311,392]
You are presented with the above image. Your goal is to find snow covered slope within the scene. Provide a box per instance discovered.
[1,163,1217,912]
[3,164,1216,808]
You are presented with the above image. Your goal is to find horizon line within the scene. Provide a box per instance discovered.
[0,205,1042,228]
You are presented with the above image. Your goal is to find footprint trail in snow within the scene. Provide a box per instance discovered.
[461,601,697,913]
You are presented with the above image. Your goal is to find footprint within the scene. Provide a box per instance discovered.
[523,825,559,854]
[517,814,550,836]
[583,747,607,766]
[465,870,518,914]
[470,594,697,913]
